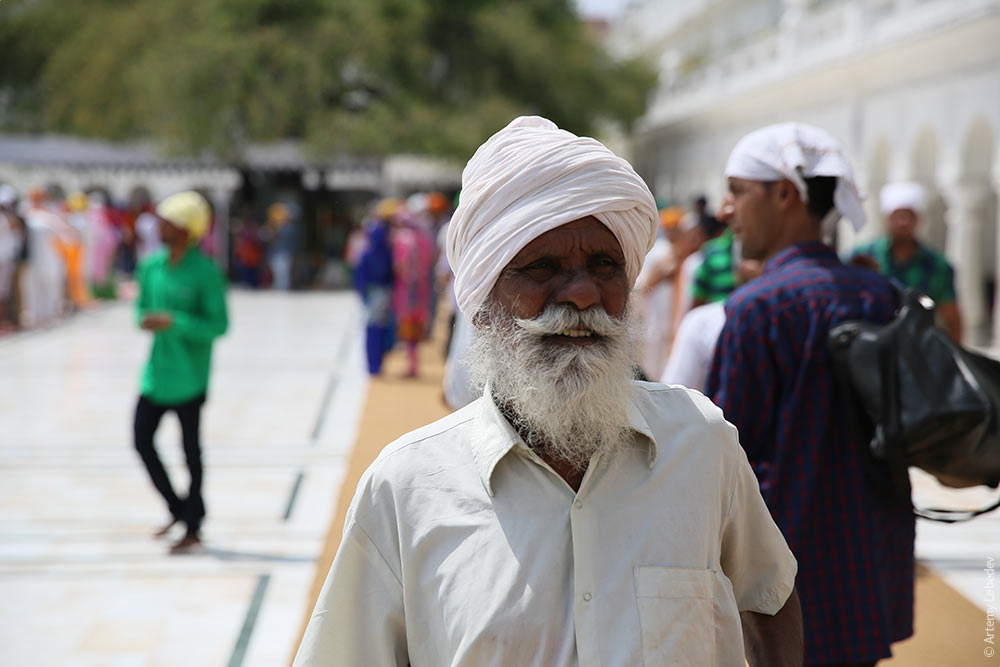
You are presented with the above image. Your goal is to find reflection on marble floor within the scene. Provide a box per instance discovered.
[0,291,367,667]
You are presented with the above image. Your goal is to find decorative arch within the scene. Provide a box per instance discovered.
[962,115,996,180]
[838,135,891,253]
[865,135,891,237]
[909,127,948,252]
[959,115,999,346]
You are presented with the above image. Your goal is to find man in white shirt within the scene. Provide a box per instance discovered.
[660,300,727,391]
[295,116,801,667]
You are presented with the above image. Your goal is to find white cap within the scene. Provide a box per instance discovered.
[880,181,926,216]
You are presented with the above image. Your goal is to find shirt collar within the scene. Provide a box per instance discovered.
[472,383,658,496]
[762,241,838,275]
[168,245,197,267]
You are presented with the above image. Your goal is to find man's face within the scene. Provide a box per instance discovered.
[157,217,187,246]
[727,177,782,261]
[886,208,919,242]
[491,216,628,345]
[470,215,636,468]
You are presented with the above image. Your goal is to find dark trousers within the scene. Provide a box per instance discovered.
[134,394,206,535]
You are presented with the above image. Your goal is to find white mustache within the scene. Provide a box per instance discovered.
[515,305,624,338]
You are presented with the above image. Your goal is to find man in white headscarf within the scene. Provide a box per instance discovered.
[706,123,915,666]
[850,181,961,341]
[296,116,801,667]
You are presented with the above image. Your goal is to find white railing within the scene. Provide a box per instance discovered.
[643,0,1000,122]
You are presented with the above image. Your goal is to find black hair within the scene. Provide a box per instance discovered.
[804,176,836,221]
[698,214,725,239]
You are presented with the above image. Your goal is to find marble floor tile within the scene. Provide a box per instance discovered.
[0,292,366,666]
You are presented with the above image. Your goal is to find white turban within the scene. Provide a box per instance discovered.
[724,122,866,231]
[880,181,926,216]
[446,116,658,318]
[0,184,17,208]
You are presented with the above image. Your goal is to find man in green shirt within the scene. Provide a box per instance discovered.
[690,227,737,304]
[133,191,228,553]
[850,181,962,342]
[689,193,762,310]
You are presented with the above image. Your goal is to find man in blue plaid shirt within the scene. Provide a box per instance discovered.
[707,123,915,666]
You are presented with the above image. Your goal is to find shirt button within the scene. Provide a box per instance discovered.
[583,592,592,602]
[574,500,583,509]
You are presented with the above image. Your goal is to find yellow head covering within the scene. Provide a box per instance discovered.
[156,191,211,241]
[267,202,290,224]
[374,197,404,220]
[67,191,89,213]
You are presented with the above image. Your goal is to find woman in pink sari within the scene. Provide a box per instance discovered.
[88,194,119,299]
[392,215,434,377]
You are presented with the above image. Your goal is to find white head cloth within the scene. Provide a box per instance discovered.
[724,122,866,231]
[447,116,658,318]
[0,184,17,207]
[880,181,926,216]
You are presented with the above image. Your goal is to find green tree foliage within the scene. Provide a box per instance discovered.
[0,0,655,159]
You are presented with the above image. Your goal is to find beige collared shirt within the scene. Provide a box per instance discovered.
[295,382,796,667]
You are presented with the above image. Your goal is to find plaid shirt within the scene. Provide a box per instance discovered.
[691,229,737,303]
[707,243,915,664]
[851,237,956,304]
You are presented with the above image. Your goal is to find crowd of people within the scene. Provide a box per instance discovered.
[0,182,359,335]
[3,112,967,663]
[441,158,961,408]
[298,116,966,667]
[348,192,455,378]
[0,184,215,333]
[0,185,118,331]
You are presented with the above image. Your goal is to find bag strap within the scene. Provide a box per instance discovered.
[878,343,913,506]
[829,331,897,504]
[913,497,1000,523]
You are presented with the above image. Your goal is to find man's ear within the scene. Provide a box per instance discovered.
[776,179,802,210]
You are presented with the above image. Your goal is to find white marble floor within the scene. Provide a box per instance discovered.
[0,290,368,667]
[911,470,1000,612]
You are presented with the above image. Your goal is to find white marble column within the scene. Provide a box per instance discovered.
[943,182,990,346]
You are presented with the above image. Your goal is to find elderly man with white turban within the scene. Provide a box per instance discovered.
[296,117,801,667]
[133,191,228,554]
[706,123,916,666]
[850,181,962,341]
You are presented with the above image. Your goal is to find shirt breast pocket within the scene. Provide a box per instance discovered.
[634,566,717,667]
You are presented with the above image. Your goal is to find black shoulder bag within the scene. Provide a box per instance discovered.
[828,288,1000,522]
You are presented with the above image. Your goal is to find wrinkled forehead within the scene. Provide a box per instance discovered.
[506,216,624,266]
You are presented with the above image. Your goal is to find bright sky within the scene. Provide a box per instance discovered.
[573,0,634,19]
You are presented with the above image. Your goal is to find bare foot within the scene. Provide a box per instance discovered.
[153,519,179,538]
[169,533,201,555]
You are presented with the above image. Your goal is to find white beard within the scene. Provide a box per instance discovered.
[467,301,639,471]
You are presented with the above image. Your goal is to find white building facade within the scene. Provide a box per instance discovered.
[610,0,1000,346]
